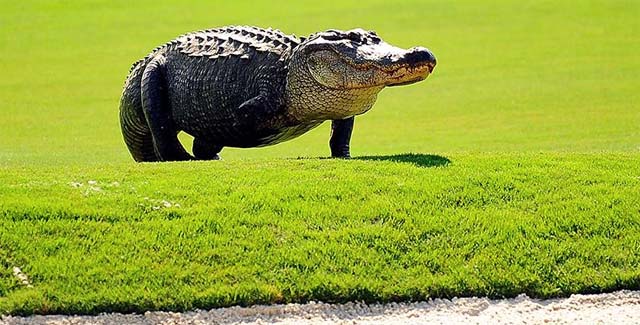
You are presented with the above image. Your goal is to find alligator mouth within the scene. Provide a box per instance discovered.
[335,58,435,89]
[381,62,435,87]
[341,48,436,88]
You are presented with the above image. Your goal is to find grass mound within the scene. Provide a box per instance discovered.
[1,154,639,315]
[1,0,639,316]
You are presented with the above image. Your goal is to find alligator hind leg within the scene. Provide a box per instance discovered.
[329,116,355,158]
[141,55,193,161]
[193,138,222,160]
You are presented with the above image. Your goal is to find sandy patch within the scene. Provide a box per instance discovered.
[2,290,640,324]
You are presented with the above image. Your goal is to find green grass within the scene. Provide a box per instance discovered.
[1,0,640,316]
[1,0,638,166]
[1,154,639,315]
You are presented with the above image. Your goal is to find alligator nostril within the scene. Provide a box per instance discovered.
[405,47,437,66]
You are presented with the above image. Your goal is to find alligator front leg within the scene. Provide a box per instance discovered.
[141,55,193,161]
[329,116,354,158]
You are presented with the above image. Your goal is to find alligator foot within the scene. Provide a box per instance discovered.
[193,138,223,161]
[196,154,221,161]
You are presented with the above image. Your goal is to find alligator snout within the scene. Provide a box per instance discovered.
[404,47,437,72]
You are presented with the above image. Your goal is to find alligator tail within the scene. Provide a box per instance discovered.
[119,60,159,162]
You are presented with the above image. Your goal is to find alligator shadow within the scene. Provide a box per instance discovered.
[354,153,451,168]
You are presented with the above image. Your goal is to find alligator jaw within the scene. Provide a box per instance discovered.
[341,45,437,88]
[384,62,435,87]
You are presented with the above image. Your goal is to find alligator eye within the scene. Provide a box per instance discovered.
[321,31,344,41]
[347,32,362,43]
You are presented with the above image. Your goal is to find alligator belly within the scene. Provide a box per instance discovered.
[256,122,323,147]
[217,122,323,148]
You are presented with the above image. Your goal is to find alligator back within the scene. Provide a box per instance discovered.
[165,27,299,146]
[119,26,312,160]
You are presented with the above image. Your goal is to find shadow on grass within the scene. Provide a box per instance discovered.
[354,153,451,168]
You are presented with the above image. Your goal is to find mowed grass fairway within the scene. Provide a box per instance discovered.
[1,0,639,315]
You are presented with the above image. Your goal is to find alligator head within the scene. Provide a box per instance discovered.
[286,28,436,121]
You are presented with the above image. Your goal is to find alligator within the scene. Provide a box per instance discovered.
[119,26,436,162]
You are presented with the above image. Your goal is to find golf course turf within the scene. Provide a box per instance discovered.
[1,0,639,315]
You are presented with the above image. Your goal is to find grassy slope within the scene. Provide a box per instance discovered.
[1,154,639,315]
[0,0,638,166]
[1,0,640,315]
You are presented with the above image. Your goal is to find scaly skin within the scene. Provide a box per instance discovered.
[119,26,436,162]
